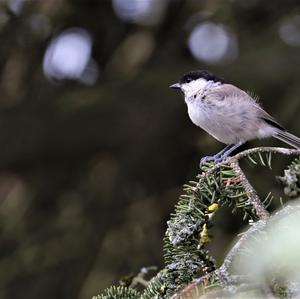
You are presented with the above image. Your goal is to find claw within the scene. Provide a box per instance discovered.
[199,142,244,168]
[199,155,224,167]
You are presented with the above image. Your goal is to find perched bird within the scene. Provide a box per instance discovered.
[170,70,300,165]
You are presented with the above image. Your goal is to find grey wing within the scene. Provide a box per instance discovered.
[219,84,286,131]
[255,105,286,131]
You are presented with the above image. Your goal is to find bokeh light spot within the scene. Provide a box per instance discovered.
[188,22,238,64]
[112,0,166,25]
[8,0,25,15]
[43,28,98,84]
[279,15,300,47]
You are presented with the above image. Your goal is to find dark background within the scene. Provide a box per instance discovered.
[0,0,299,298]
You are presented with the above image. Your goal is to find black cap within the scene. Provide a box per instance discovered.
[179,70,225,84]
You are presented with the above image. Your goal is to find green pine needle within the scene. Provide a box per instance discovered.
[92,154,300,299]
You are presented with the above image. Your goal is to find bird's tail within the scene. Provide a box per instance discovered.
[273,130,300,149]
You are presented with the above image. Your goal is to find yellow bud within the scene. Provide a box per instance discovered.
[207,203,218,213]
[200,223,211,244]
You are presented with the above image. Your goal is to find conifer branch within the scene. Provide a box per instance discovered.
[93,147,300,299]
[233,147,300,160]
[199,147,300,178]
[229,160,269,220]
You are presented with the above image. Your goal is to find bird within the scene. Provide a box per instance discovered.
[170,70,300,166]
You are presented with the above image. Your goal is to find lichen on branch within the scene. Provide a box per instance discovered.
[93,147,300,299]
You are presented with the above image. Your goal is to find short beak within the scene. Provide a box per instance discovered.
[169,83,181,90]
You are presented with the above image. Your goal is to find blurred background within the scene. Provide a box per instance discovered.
[0,0,299,298]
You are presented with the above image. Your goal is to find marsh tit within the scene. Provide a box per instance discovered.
[170,70,300,165]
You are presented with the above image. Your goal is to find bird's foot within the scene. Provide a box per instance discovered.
[199,143,244,168]
[199,154,224,167]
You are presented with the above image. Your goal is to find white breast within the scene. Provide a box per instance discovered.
[187,101,210,129]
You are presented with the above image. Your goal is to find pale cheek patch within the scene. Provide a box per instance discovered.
[181,78,208,97]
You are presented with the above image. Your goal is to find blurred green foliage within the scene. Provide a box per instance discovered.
[0,0,299,298]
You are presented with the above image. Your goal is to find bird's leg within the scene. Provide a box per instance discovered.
[200,144,232,166]
[219,142,244,160]
[200,142,244,166]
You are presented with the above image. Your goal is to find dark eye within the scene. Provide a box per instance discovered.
[186,77,192,83]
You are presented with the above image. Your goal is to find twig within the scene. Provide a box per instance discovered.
[198,146,300,218]
[218,220,266,273]
[129,266,157,288]
[233,147,300,160]
[199,147,300,178]
[230,160,269,220]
